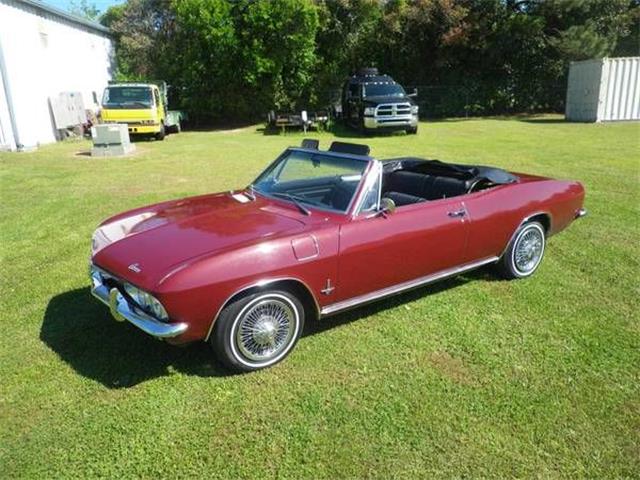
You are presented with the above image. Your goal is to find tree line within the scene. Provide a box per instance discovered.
[99,0,639,123]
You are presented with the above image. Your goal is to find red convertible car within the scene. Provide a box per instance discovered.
[90,140,586,371]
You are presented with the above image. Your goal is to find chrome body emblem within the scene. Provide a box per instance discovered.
[128,263,142,273]
[320,278,335,295]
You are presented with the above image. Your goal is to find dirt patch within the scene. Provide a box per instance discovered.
[428,351,473,384]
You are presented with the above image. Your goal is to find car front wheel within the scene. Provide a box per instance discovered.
[497,221,546,279]
[211,290,304,372]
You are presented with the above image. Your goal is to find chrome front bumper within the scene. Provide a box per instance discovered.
[90,267,187,339]
[364,114,418,129]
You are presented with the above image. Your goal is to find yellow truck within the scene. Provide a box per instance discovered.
[99,82,183,140]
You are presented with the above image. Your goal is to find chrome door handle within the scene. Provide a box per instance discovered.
[448,208,466,218]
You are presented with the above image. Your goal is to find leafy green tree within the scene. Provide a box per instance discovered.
[539,0,634,60]
[170,0,237,119]
[234,0,319,113]
[313,0,382,104]
[170,0,318,122]
[614,3,640,56]
[101,0,638,122]
[69,0,100,20]
[101,0,176,81]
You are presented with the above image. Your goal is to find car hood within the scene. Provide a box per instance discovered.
[363,95,416,107]
[92,192,306,290]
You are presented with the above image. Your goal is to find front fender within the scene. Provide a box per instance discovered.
[157,225,339,344]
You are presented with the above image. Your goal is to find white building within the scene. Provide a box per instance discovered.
[566,57,640,122]
[0,0,113,151]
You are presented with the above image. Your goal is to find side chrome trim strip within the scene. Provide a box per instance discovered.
[204,276,321,342]
[320,256,499,317]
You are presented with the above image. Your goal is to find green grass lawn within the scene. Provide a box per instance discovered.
[1,116,638,478]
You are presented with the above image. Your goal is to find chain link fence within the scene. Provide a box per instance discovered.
[407,85,567,119]
[314,84,567,120]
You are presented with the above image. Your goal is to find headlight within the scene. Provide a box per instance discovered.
[411,105,419,114]
[123,283,169,321]
[364,107,376,116]
[91,228,111,256]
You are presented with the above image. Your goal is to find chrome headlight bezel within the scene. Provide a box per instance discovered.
[123,283,169,322]
[91,228,112,257]
[411,105,419,115]
[363,106,376,116]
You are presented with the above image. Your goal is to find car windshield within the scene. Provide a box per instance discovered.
[102,87,154,109]
[253,149,369,213]
[363,83,406,97]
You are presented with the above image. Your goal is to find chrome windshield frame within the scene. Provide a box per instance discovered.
[351,160,383,218]
[251,147,373,216]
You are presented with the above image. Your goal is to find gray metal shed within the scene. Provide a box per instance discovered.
[565,57,640,122]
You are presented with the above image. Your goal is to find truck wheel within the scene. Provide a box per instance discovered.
[496,221,546,279]
[406,126,418,135]
[211,289,305,372]
[155,124,166,141]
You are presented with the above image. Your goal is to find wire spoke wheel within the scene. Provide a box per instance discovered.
[512,224,544,275]
[235,297,296,362]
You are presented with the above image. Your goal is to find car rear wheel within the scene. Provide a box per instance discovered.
[211,290,304,372]
[497,221,546,279]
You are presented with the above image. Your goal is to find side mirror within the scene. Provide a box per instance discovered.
[379,197,396,216]
[408,88,418,98]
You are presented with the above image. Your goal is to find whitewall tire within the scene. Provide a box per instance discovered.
[211,290,304,372]
[497,221,546,279]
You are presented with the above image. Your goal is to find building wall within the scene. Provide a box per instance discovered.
[0,0,113,150]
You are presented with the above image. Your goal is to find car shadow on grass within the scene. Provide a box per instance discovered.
[41,268,498,389]
[40,287,228,388]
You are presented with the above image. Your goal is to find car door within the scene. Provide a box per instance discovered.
[153,88,165,122]
[334,198,469,304]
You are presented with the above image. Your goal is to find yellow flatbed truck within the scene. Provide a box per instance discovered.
[100,82,183,140]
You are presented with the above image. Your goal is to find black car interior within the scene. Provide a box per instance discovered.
[383,170,469,206]
[381,157,519,207]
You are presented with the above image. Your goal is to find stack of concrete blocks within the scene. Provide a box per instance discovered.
[91,124,135,156]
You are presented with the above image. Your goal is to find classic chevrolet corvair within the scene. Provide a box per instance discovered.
[90,140,586,371]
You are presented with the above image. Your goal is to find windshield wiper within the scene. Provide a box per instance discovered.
[270,192,311,216]
[244,184,256,201]
[123,101,151,107]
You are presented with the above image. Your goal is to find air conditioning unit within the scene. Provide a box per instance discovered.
[91,124,135,156]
